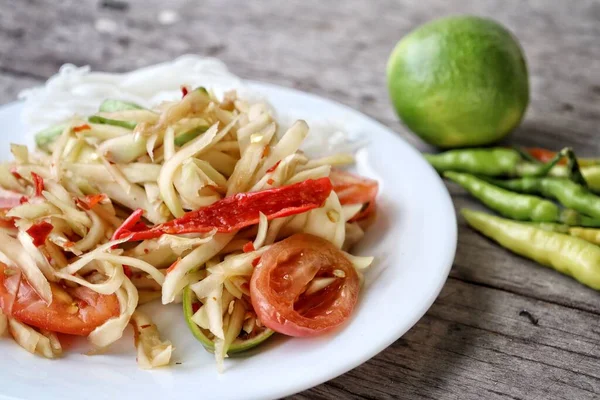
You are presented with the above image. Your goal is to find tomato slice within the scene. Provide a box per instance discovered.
[0,263,120,336]
[330,170,378,222]
[250,233,360,337]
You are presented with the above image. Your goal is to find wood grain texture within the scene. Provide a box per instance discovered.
[0,0,599,398]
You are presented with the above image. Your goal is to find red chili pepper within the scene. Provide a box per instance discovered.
[73,124,91,133]
[75,198,89,210]
[19,196,28,204]
[267,178,275,185]
[266,160,281,173]
[166,258,181,274]
[10,168,22,180]
[123,265,133,278]
[525,147,565,165]
[132,222,147,231]
[111,208,145,243]
[181,86,189,98]
[117,178,333,241]
[192,302,201,313]
[83,194,107,208]
[75,194,107,211]
[26,221,53,247]
[243,242,255,253]
[31,172,45,197]
[262,146,270,159]
[252,257,261,267]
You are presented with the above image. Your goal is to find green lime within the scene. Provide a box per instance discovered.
[387,16,529,148]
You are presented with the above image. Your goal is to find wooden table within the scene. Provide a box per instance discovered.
[2,1,599,398]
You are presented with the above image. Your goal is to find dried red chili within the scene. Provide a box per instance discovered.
[110,208,145,242]
[117,178,333,241]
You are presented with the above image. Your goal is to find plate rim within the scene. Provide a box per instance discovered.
[0,81,457,400]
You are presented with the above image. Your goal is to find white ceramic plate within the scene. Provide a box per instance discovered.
[0,82,456,400]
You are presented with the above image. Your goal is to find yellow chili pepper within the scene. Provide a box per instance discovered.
[462,209,600,290]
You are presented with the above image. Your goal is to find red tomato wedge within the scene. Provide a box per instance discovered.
[250,233,360,337]
[118,178,333,241]
[0,188,23,209]
[0,263,120,336]
[330,170,378,222]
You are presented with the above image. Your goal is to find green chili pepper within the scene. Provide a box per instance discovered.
[425,148,566,177]
[98,99,144,112]
[445,172,600,226]
[182,286,274,354]
[462,209,600,290]
[551,165,600,193]
[88,115,137,130]
[491,177,600,220]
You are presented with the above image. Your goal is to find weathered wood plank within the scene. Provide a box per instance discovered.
[2,0,599,155]
[292,278,600,400]
[450,187,600,315]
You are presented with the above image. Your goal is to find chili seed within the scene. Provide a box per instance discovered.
[333,269,346,278]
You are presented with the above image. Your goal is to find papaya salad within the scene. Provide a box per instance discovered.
[0,86,378,370]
